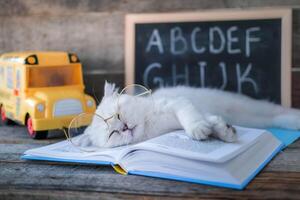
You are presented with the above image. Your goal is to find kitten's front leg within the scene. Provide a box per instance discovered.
[169,98,236,142]
[169,98,212,140]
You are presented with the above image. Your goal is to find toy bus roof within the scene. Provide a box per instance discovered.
[0,51,67,59]
[0,51,76,65]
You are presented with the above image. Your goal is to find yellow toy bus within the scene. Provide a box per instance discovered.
[0,51,96,139]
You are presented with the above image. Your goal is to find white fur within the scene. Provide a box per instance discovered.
[82,82,300,148]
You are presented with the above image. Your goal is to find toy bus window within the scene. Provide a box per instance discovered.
[6,66,14,89]
[28,65,81,88]
[0,67,4,84]
[16,69,21,89]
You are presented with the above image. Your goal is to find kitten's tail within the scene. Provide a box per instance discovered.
[223,98,300,130]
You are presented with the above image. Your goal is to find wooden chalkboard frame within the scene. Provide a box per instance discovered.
[125,8,292,106]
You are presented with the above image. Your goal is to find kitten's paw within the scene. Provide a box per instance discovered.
[217,124,237,142]
[75,133,92,147]
[186,121,212,140]
[207,116,237,142]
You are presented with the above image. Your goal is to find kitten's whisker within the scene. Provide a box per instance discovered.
[126,134,130,146]
[123,132,128,145]
[123,131,130,146]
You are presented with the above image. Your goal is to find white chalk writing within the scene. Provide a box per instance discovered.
[142,24,264,95]
[146,29,164,54]
[236,63,258,94]
[227,26,241,54]
[191,27,206,53]
[170,27,188,55]
[246,27,261,57]
[209,27,226,54]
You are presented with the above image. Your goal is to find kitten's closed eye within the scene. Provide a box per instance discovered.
[109,130,120,139]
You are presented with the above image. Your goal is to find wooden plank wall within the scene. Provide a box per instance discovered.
[0,0,300,106]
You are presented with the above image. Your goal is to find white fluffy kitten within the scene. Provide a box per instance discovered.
[81,82,300,148]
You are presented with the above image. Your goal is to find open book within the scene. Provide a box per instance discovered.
[22,126,292,189]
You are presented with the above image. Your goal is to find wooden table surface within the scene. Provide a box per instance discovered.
[0,125,300,200]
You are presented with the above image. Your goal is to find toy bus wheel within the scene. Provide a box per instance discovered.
[26,117,48,139]
[0,106,14,125]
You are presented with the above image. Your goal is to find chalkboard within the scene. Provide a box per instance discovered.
[125,9,292,106]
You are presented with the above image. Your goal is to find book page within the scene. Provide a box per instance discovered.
[23,134,128,164]
[133,126,266,163]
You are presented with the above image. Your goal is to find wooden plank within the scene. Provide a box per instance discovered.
[0,189,192,200]
[0,171,300,200]
[0,162,299,199]
[265,148,300,172]
[288,140,300,148]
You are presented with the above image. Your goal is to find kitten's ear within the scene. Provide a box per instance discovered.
[104,81,118,97]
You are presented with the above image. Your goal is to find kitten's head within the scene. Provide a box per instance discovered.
[85,82,153,148]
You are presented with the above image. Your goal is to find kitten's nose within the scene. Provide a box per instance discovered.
[122,124,128,132]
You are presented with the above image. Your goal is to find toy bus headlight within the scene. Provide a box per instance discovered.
[86,100,94,107]
[37,103,45,112]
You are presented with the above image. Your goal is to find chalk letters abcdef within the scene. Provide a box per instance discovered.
[135,19,282,103]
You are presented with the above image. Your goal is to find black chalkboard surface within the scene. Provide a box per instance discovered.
[125,9,292,106]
